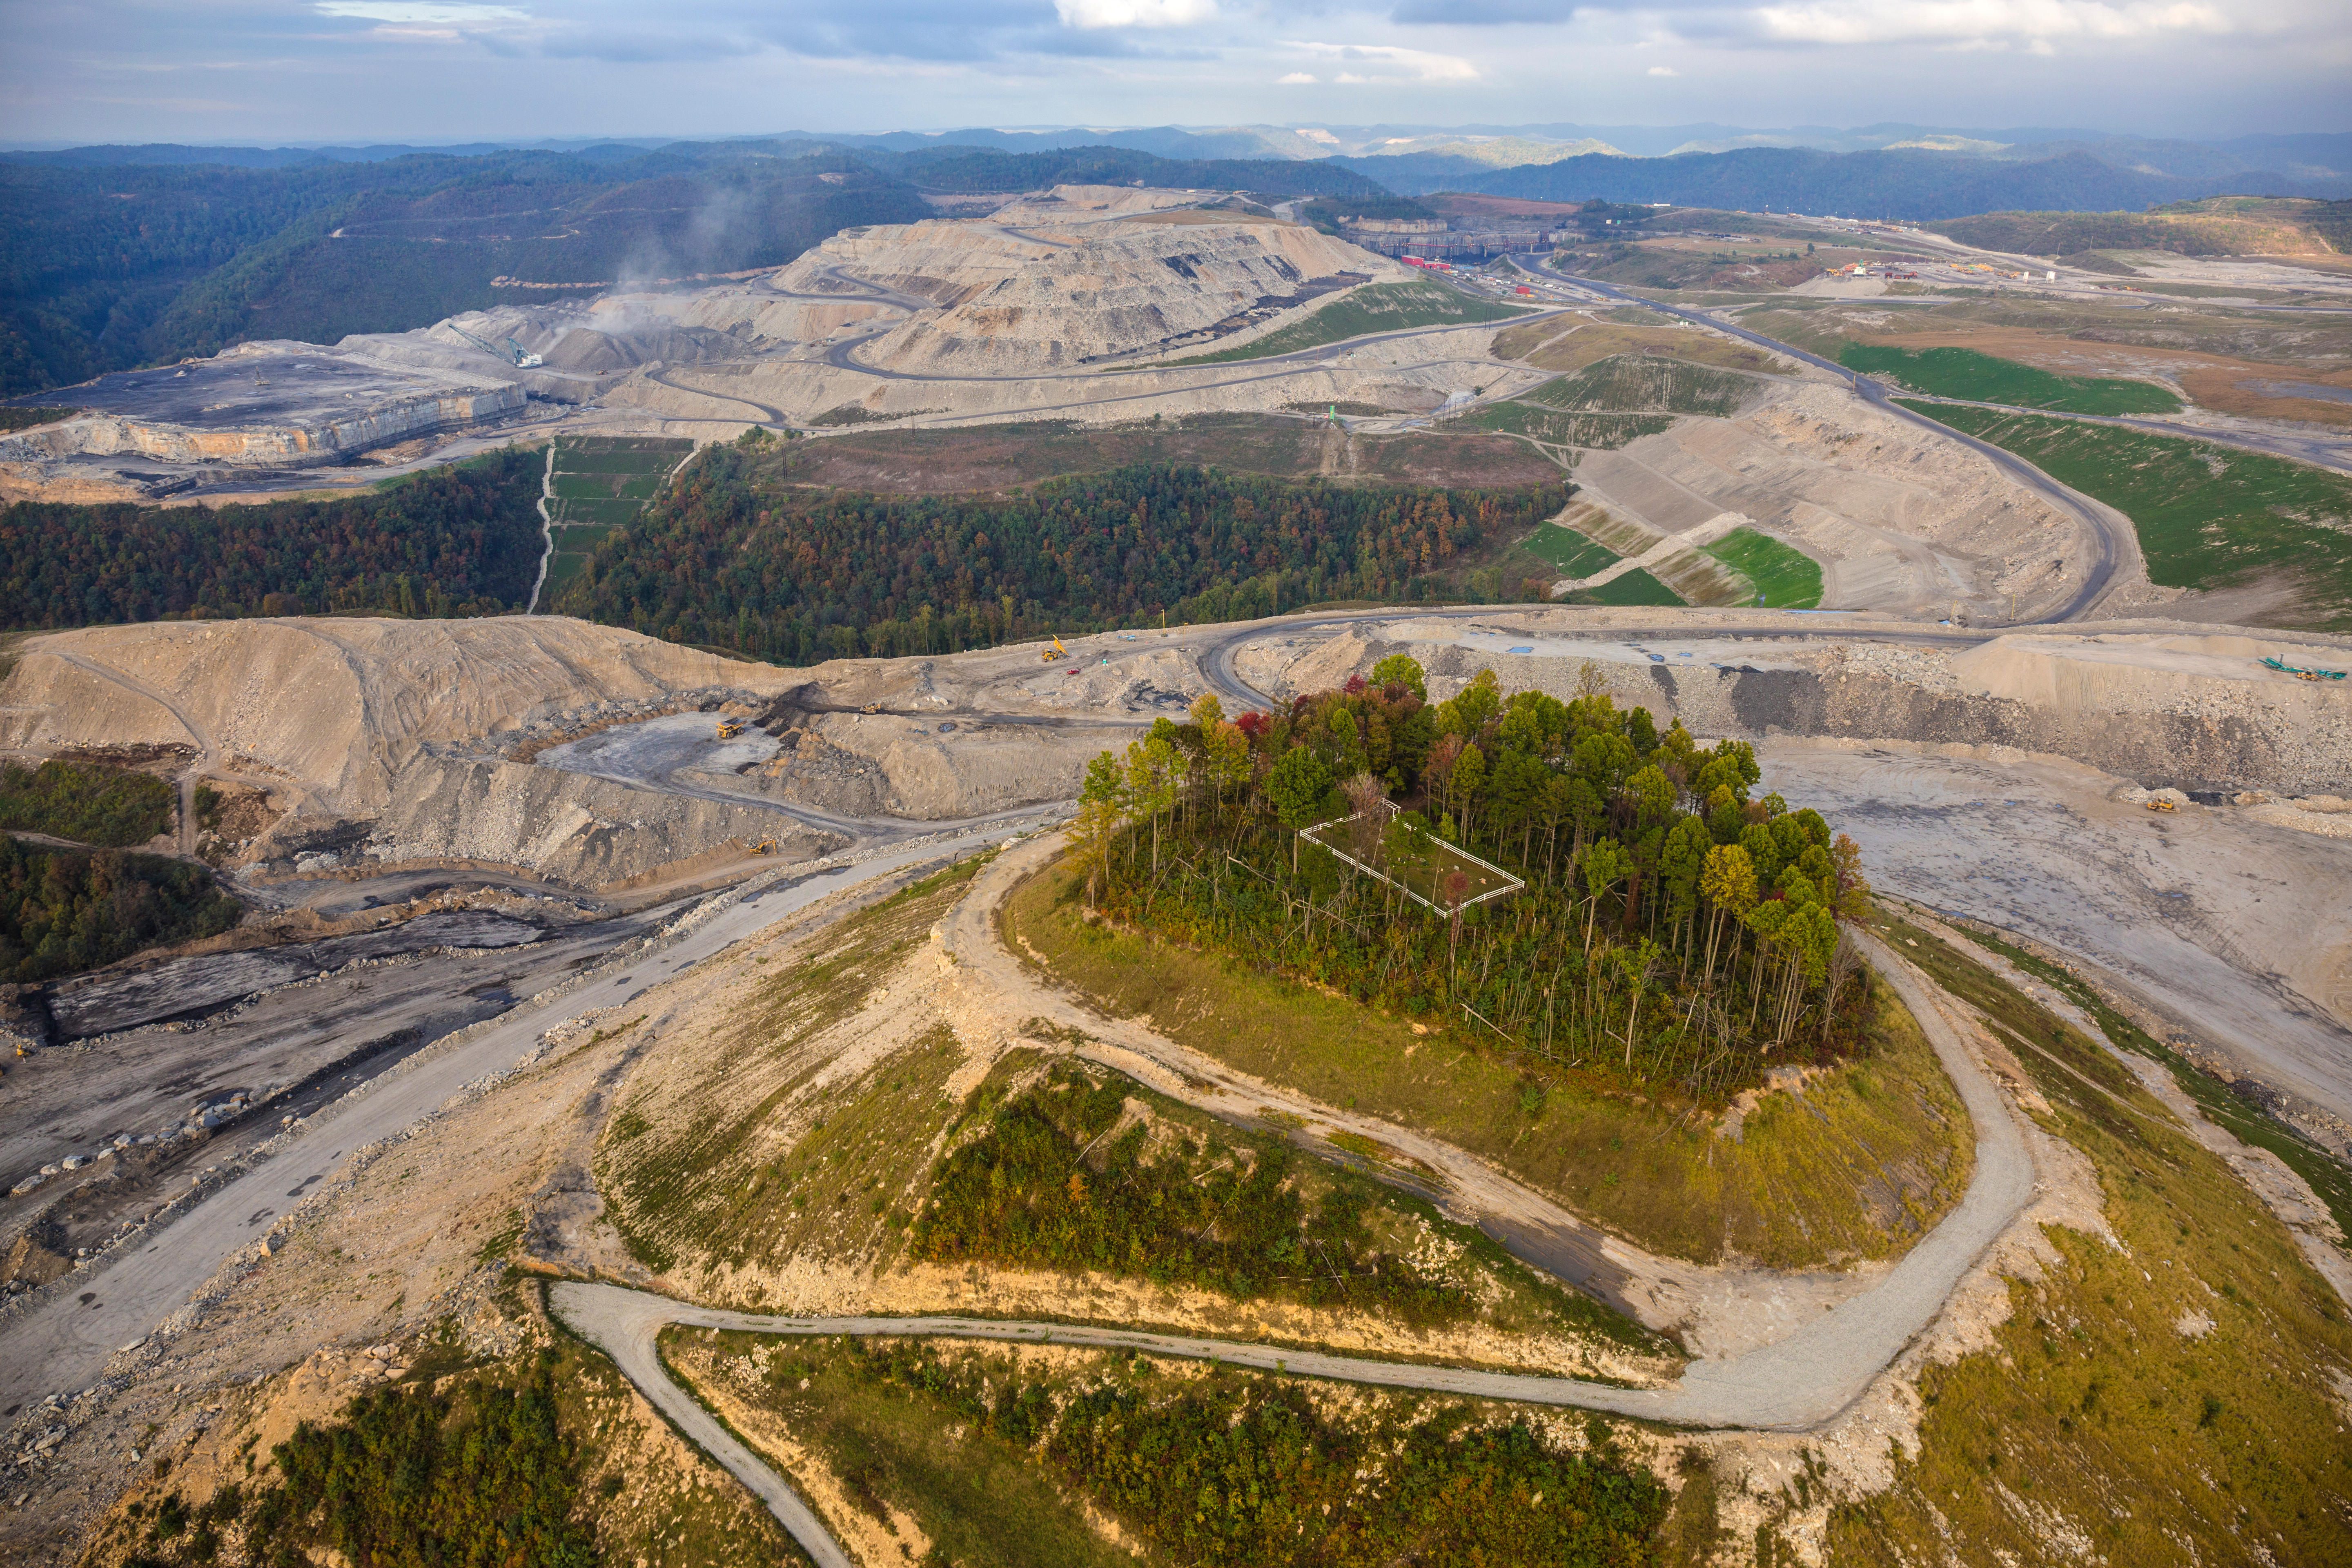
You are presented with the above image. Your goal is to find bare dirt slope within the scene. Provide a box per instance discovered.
[1569,381,2101,621]
[0,618,841,886]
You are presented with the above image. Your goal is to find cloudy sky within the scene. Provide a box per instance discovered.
[3,0,2345,147]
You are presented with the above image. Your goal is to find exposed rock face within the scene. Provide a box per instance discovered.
[0,618,798,821]
[370,752,840,887]
[0,618,818,887]
[779,204,1390,375]
[0,343,523,468]
[1290,618,2352,795]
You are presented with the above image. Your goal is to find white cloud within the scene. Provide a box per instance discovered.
[314,1,528,21]
[1285,40,1480,81]
[1336,71,1369,81]
[1751,0,2232,49]
[1277,70,1317,82]
[1053,0,1216,28]
[1648,63,1678,74]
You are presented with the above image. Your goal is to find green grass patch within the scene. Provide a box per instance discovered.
[548,522,616,552]
[557,434,693,463]
[1524,355,1757,417]
[1458,401,1674,450]
[539,553,591,596]
[669,1329,1671,1568]
[1169,280,1530,365]
[597,859,989,1277]
[1005,857,1971,1269]
[0,757,174,846]
[1519,521,1623,578]
[1837,913,2352,1567]
[551,471,664,501]
[1842,343,2181,415]
[1564,568,1685,607]
[543,435,692,543]
[1905,404,2352,630]
[1701,526,1824,608]
[546,496,645,528]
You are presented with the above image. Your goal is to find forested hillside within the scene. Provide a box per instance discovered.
[551,441,1566,662]
[0,448,543,627]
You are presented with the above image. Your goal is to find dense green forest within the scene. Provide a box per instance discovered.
[0,759,174,846]
[1076,659,1874,1102]
[0,836,240,983]
[552,442,1566,661]
[0,447,543,627]
[791,1336,1672,1566]
[130,1372,593,1568]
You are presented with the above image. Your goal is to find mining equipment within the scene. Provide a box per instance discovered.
[448,325,542,369]
[749,837,776,854]
[862,702,885,715]
[716,718,745,740]
[2145,799,2178,812]
[2261,656,2345,682]
[1039,635,1067,664]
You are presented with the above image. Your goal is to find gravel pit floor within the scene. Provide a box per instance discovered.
[1760,737,2352,1138]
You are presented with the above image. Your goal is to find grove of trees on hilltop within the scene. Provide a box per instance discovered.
[1076,657,1874,1100]
[551,441,1567,662]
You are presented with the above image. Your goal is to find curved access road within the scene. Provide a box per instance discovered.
[551,924,2034,1565]
[1189,605,1995,715]
[1513,254,2137,624]
[40,650,217,855]
[0,828,1039,1419]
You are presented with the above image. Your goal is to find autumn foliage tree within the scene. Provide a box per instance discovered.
[1078,656,1876,1101]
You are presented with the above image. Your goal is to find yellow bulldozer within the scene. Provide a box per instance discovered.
[2144,798,2177,812]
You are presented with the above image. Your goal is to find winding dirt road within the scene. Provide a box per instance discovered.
[550,882,2036,1567]
[0,829,1039,1417]
[42,650,216,855]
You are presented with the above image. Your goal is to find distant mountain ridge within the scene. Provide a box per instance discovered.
[1343,146,2352,217]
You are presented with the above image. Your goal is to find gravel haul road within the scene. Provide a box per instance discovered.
[551,913,2037,1568]
[0,830,1033,1417]
[1515,254,2137,624]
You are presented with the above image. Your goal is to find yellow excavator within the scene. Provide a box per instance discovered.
[749,837,777,855]
[716,718,745,740]
[1038,635,1067,664]
[2145,799,2178,813]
